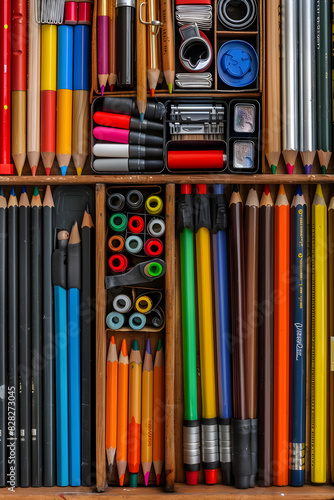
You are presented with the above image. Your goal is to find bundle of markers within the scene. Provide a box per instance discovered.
[177,183,330,488]
[106,337,165,487]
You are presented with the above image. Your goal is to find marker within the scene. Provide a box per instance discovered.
[93,143,163,158]
[93,158,163,172]
[93,126,163,146]
[93,111,164,132]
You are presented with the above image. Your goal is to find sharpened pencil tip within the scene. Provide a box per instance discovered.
[150,88,154,97]
[264,184,270,195]
[11,187,15,196]
[60,166,67,176]
[76,167,82,176]
[321,165,327,174]
[86,203,90,214]
[168,83,173,94]
[22,186,26,193]
[295,185,302,196]
[0,186,3,196]
[144,471,150,486]
[111,336,116,345]
[233,184,239,193]
[305,164,312,175]
[271,164,277,175]
[286,163,294,175]
[315,184,323,197]
[140,113,144,123]
[132,339,139,351]
[119,474,125,486]
[33,186,39,197]
[109,84,113,92]
[278,184,285,195]
[31,165,37,176]
[146,338,151,354]
[45,167,51,176]
[156,473,161,486]
[157,338,162,351]
[101,85,105,96]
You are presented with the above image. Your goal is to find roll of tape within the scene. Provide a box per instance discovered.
[135,296,153,314]
[144,238,164,257]
[113,294,133,313]
[128,215,145,234]
[151,308,164,328]
[129,312,147,330]
[145,195,163,215]
[125,235,143,254]
[217,0,257,30]
[109,254,129,273]
[109,213,128,232]
[107,193,126,212]
[106,311,125,330]
[147,218,165,237]
[179,24,213,72]
[143,261,163,277]
[126,190,144,211]
[108,234,125,253]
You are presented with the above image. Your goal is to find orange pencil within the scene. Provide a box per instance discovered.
[128,339,142,487]
[141,339,153,486]
[106,336,118,474]
[273,185,290,485]
[153,339,164,485]
[116,339,128,486]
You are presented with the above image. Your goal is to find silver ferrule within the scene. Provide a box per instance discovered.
[116,0,135,8]
[289,442,305,471]
[183,424,201,466]
[201,422,219,464]
[219,422,231,464]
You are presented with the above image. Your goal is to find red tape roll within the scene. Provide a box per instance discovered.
[144,238,163,257]
[78,2,92,25]
[109,254,128,272]
[128,215,145,233]
[64,1,78,25]
[168,150,224,170]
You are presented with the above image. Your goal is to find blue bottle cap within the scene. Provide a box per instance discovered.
[217,40,259,88]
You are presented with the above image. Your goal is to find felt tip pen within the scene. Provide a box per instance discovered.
[93,126,163,147]
[93,158,163,172]
[93,111,164,132]
[93,143,163,158]
[102,97,165,121]
[116,0,135,88]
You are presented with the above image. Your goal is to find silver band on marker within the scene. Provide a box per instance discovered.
[183,425,201,466]
[289,443,305,471]
[219,422,231,464]
[201,423,219,464]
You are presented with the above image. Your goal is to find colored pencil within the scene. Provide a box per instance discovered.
[160,0,174,92]
[11,0,27,176]
[0,188,7,487]
[68,221,81,486]
[106,336,118,475]
[153,339,164,486]
[41,25,57,175]
[178,185,200,486]
[289,186,307,486]
[211,184,232,485]
[244,187,259,487]
[128,339,142,487]
[27,0,41,175]
[108,0,117,89]
[195,184,218,485]
[116,339,129,486]
[329,192,334,483]
[142,339,154,485]
[136,0,147,121]
[311,185,327,483]
[281,0,299,174]
[0,0,13,174]
[7,189,19,487]
[299,0,317,174]
[273,185,290,486]
[316,0,332,173]
[147,0,160,96]
[73,24,90,176]
[57,25,74,176]
[43,185,56,486]
[265,0,281,173]
[98,0,109,94]
[81,205,94,486]
[31,187,43,487]
[53,230,69,486]
[229,185,250,489]
[258,185,274,486]
[19,188,31,487]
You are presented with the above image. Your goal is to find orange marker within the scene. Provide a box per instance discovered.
[106,336,118,474]
[153,339,164,485]
[273,184,290,485]
[116,339,129,486]
[141,339,153,485]
[128,339,142,487]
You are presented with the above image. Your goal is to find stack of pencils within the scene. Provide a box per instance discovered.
[106,337,165,487]
[177,183,311,489]
[0,186,95,488]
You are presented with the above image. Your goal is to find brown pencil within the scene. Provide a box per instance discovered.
[136,0,147,120]
[244,187,259,486]
[258,185,274,486]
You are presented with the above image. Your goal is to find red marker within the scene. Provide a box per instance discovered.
[93,111,163,133]
[0,0,13,174]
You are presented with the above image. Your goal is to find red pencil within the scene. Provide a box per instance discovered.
[0,0,13,174]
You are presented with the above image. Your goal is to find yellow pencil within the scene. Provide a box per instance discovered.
[195,184,218,484]
[311,184,327,483]
[141,339,153,486]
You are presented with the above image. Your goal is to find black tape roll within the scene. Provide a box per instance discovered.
[217,0,257,30]
[107,193,125,212]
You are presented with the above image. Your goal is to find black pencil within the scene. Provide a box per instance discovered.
[31,187,43,486]
[43,185,56,486]
[0,187,7,487]
[19,187,31,487]
[81,205,94,486]
[7,188,19,487]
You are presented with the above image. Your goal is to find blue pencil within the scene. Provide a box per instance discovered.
[289,185,307,486]
[67,221,81,486]
[211,184,232,485]
[53,230,69,486]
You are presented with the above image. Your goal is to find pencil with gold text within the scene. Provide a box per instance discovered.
[142,339,154,485]
[0,188,7,486]
[116,339,128,486]
[128,340,142,487]
[153,339,164,485]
